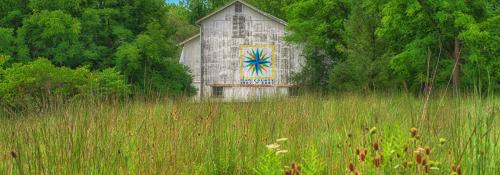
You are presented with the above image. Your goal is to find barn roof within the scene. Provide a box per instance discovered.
[178,33,200,46]
[195,0,287,25]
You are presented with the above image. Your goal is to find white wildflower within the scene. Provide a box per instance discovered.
[266,143,280,150]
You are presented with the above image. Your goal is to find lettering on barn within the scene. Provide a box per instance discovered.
[179,0,304,100]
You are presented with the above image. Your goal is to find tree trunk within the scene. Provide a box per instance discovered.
[452,38,461,94]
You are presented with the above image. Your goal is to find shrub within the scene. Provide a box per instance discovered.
[0,58,129,111]
[79,68,130,99]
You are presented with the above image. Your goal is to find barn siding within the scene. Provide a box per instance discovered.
[181,1,304,100]
[179,35,201,98]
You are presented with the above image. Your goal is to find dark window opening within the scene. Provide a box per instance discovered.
[235,2,242,13]
[232,15,246,38]
[213,87,223,97]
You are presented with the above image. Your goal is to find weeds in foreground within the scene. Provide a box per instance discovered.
[0,94,498,174]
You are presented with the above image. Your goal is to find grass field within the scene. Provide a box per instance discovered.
[0,94,498,174]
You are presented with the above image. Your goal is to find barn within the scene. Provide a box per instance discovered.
[179,0,304,100]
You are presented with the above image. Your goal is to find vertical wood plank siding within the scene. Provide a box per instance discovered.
[181,2,304,100]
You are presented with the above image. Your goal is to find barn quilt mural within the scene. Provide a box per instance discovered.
[240,45,275,85]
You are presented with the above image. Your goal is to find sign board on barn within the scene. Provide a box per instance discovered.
[240,45,275,85]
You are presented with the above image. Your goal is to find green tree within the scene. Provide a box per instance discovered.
[378,0,499,94]
[285,0,349,91]
[79,8,134,69]
[17,10,82,67]
[115,22,195,95]
[0,28,16,57]
[329,0,391,92]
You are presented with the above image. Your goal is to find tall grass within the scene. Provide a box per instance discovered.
[0,94,498,174]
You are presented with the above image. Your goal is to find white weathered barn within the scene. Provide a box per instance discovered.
[179,0,304,100]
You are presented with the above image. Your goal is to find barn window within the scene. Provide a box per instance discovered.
[213,87,223,97]
[235,2,242,13]
[232,15,246,38]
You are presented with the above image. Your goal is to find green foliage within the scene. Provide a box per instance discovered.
[330,0,391,92]
[80,68,130,99]
[0,28,16,57]
[0,0,197,102]
[115,22,195,96]
[254,150,283,175]
[285,0,349,91]
[301,146,324,175]
[281,0,499,94]
[0,59,129,111]
[17,10,82,67]
[376,0,499,94]
[28,0,81,14]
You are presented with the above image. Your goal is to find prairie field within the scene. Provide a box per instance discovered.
[0,94,498,174]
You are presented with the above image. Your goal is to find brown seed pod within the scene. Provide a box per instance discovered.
[424,165,430,174]
[456,165,462,175]
[424,146,431,155]
[373,142,380,151]
[10,150,17,158]
[373,154,382,168]
[414,150,422,164]
[359,152,366,162]
[291,161,300,173]
[421,159,428,166]
[348,162,355,172]
[410,128,418,137]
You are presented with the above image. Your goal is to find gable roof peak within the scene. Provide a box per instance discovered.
[195,0,287,25]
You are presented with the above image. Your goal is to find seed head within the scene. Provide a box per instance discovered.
[359,152,366,162]
[421,159,428,166]
[373,154,382,168]
[414,150,423,164]
[348,162,355,172]
[456,165,462,175]
[10,150,17,159]
[373,142,380,151]
[410,128,418,137]
[290,161,301,174]
[424,146,431,155]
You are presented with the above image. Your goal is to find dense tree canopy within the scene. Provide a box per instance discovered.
[0,0,498,103]
[0,0,196,99]
[282,0,499,94]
